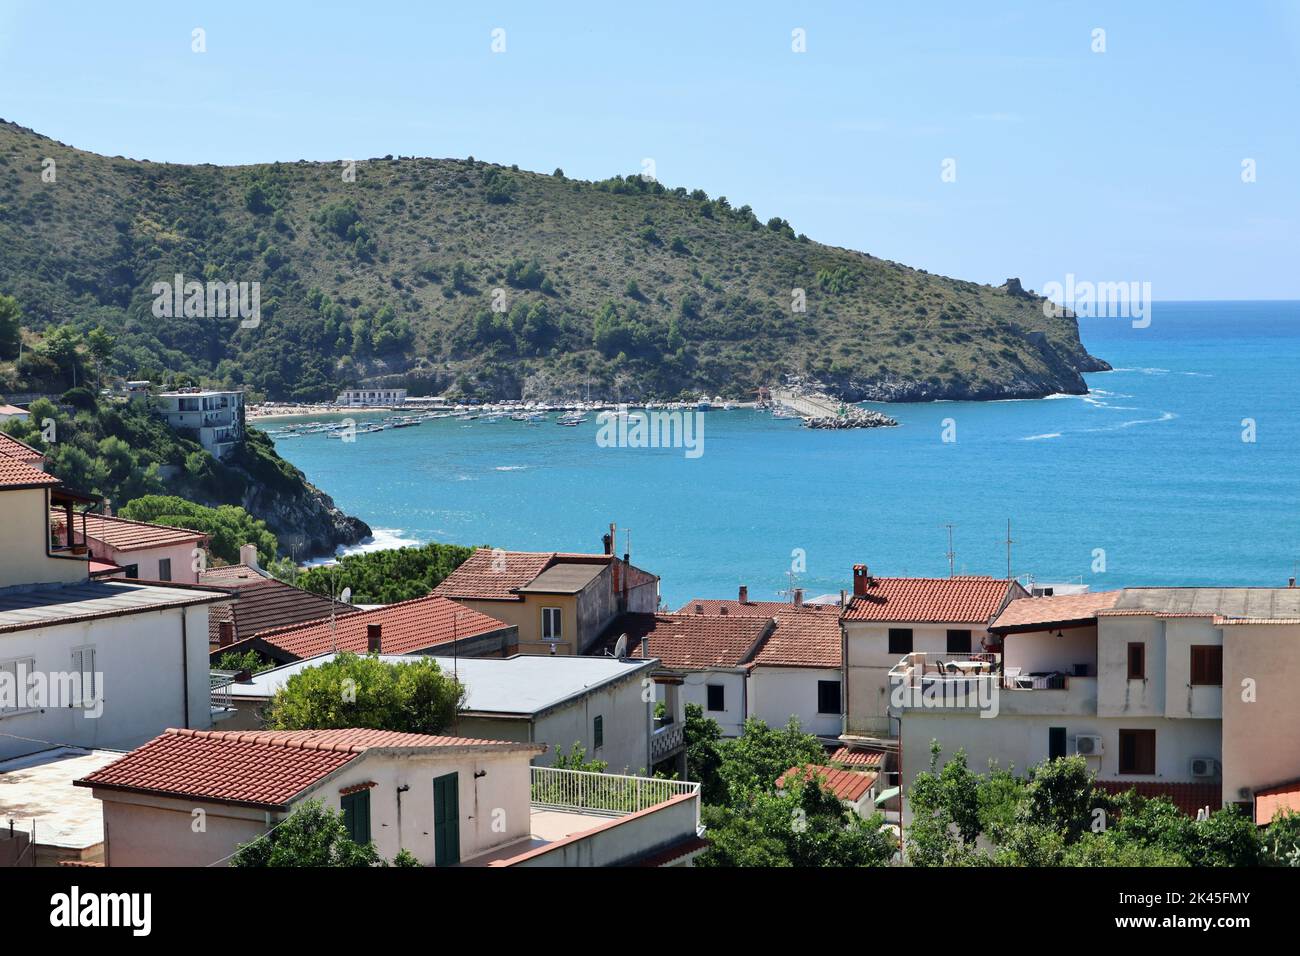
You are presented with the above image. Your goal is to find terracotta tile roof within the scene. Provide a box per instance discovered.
[432,548,557,601]
[1094,780,1222,818]
[992,591,1122,631]
[207,577,358,648]
[1253,779,1300,825]
[0,455,60,489]
[594,612,772,670]
[433,548,657,603]
[843,576,1020,624]
[0,432,44,463]
[245,593,509,660]
[829,746,884,769]
[199,563,270,584]
[75,727,535,809]
[50,510,208,553]
[676,598,799,617]
[778,765,877,803]
[751,606,841,668]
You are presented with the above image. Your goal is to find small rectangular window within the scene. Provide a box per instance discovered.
[706,684,725,712]
[1190,646,1222,686]
[541,607,562,642]
[946,629,972,654]
[340,790,372,844]
[1118,729,1156,775]
[157,558,172,582]
[817,680,842,715]
[888,628,914,655]
[1048,726,1067,761]
[0,658,36,715]
[71,646,97,708]
[593,715,604,749]
[1127,642,1145,680]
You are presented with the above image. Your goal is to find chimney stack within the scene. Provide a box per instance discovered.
[239,543,259,570]
[695,603,704,614]
[1290,577,1296,589]
[738,585,748,604]
[367,623,382,654]
[218,621,235,647]
[793,588,804,608]
[853,564,870,596]
[719,605,728,615]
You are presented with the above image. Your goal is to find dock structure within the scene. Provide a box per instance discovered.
[770,387,898,430]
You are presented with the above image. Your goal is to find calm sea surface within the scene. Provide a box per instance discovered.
[258,301,1300,607]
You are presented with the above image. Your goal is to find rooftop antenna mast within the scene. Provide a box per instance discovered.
[943,523,956,579]
[1005,519,1015,580]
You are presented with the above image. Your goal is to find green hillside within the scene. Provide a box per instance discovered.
[0,119,1106,403]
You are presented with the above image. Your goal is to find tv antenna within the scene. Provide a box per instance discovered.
[943,523,956,578]
[1005,519,1016,580]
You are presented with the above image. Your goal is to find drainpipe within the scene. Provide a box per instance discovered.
[181,610,190,729]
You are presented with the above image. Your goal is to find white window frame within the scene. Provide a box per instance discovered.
[0,657,38,717]
[70,645,98,709]
[541,607,563,643]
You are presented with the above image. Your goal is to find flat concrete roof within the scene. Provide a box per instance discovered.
[0,748,123,849]
[230,653,658,716]
[1110,587,1300,620]
[516,563,605,595]
[0,580,231,634]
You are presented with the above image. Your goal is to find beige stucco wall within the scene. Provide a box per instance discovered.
[453,595,578,654]
[98,791,269,867]
[1221,622,1300,805]
[0,487,88,589]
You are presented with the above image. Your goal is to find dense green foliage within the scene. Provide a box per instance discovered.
[263,652,466,735]
[907,745,1281,867]
[231,800,414,868]
[686,713,893,868]
[293,541,477,604]
[119,494,277,565]
[0,120,1103,404]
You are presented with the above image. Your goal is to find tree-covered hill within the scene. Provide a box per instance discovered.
[0,119,1106,403]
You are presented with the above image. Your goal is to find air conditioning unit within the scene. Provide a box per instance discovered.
[1190,758,1220,778]
[1074,735,1103,756]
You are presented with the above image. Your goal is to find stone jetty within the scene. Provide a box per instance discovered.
[770,387,898,430]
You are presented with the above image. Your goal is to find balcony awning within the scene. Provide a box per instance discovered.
[874,786,900,806]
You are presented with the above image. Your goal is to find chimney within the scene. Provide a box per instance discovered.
[367,623,382,654]
[1291,577,1296,588]
[793,588,804,608]
[694,603,703,614]
[853,564,869,596]
[239,543,259,570]
[719,606,728,615]
[606,522,617,555]
[738,585,748,604]
[622,552,630,604]
[218,621,235,647]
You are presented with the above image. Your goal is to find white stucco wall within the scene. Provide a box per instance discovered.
[671,669,747,736]
[748,666,842,737]
[533,674,653,773]
[0,603,215,760]
[103,541,202,585]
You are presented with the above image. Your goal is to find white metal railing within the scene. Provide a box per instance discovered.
[530,766,699,819]
[210,671,235,712]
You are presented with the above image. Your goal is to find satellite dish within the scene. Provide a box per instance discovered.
[613,633,629,658]
[340,587,352,604]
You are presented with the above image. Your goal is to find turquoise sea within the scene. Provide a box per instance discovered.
[258,301,1300,608]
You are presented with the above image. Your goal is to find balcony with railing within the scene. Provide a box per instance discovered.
[464,766,705,867]
[210,671,237,719]
[650,719,685,762]
[888,652,1098,717]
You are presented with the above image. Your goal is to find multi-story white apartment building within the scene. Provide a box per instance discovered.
[888,587,1300,822]
[336,387,407,407]
[154,388,244,459]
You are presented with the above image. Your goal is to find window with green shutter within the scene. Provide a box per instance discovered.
[340,790,371,845]
[593,714,604,749]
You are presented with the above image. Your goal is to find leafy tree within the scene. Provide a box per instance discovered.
[1263,810,1300,866]
[215,649,275,674]
[296,541,475,604]
[118,495,278,565]
[681,703,724,804]
[716,716,825,805]
[0,293,21,359]
[231,801,383,867]
[553,742,608,773]
[263,653,465,735]
[906,743,986,866]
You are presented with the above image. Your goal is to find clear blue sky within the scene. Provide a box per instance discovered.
[3,1,1297,299]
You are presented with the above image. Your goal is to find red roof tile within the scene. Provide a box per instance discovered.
[248,593,509,660]
[595,612,772,670]
[1094,780,1222,818]
[207,577,358,647]
[0,455,60,489]
[75,727,535,808]
[829,746,884,769]
[676,598,801,617]
[50,510,208,553]
[992,591,1121,631]
[1252,779,1300,825]
[432,549,557,601]
[751,607,841,668]
[0,432,44,463]
[778,765,877,803]
[844,576,1020,624]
